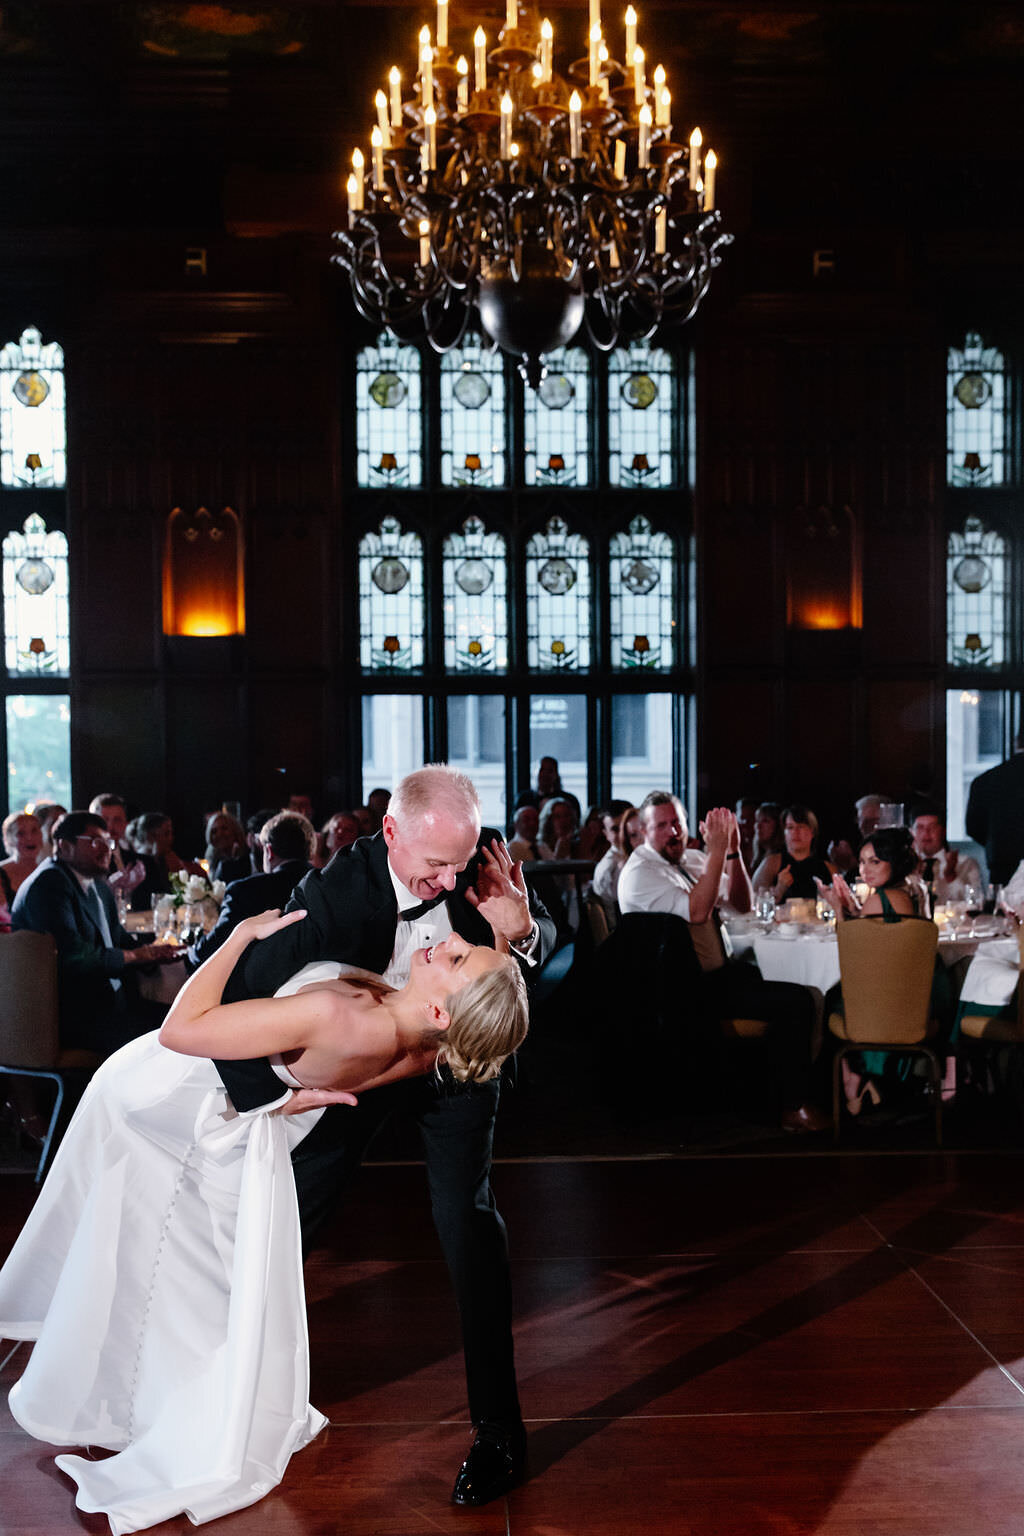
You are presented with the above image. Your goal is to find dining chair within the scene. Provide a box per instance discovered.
[955,924,1024,1113]
[0,930,99,1181]
[827,916,942,1145]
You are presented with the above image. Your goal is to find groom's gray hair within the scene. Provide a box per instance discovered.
[389,764,481,828]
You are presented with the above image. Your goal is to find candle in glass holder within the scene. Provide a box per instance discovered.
[688,126,702,189]
[389,66,402,129]
[569,90,583,158]
[474,27,487,92]
[704,148,717,210]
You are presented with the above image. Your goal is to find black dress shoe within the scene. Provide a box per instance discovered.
[451,1425,526,1506]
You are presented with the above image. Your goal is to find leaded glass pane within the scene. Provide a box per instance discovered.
[361,694,424,795]
[447,695,506,825]
[523,347,591,487]
[356,333,423,489]
[6,694,72,811]
[442,516,508,671]
[525,515,591,670]
[0,326,66,490]
[608,340,675,488]
[358,516,424,671]
[3,514,70,675]
[609,514,675,670]
[947,517,1006,667]
[440,335,506,488]
[947,333,1006,487]
[611,693,674,805]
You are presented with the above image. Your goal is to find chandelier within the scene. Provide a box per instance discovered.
[332,0,732,388]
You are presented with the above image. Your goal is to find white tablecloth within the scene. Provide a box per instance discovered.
[753,930,841,994]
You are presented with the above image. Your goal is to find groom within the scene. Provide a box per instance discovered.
[217,764,556,1506]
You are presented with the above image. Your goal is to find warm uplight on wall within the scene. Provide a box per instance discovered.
[793,602,852,631]
[162,505,245,637]
[785,504,862,632]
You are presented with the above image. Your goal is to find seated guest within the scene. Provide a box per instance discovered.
[11,811,182,1057]
[828,792,887,874]
[618,792,829,1133]
[817,826,925,922]
[0,812,43,919]
[538,796,579,861]
[203,809,249,884]
[27,802,67,864]
[752,802,785,869]
[187,811,315,968]
[752,804,837,902]
[317,809,361,867]
[286,792,315,822]
[513,756,582,824]
[578,805,610,863]
[244,807,279,876]
[910,802,983,912]
[88,793,146,900]
[507,804,545,863]
[591,802,641,925]
[736,797,759,870]
[364,786,391,833]
[127,811,204,909]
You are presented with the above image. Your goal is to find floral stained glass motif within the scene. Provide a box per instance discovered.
[358,516,424,671]
[947,517,1006,667]
[523,347,591,487]
[440,335,506,488]
[442,516,508,671]
[947,333,1006,487]
[0,326,66,489]
[356,333,423,488]
[525,515,591,670]
[3,514,70,675]
[608,339,675,488]
[609,515,675,670]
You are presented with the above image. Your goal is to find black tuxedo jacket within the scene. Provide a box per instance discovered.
[216,828,556,1112]
[187,860,312,969]
[965,753,1024,885]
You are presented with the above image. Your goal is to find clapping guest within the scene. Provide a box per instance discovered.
[538,797,579,861]
[89,792,147,903]
[910,802,983,911]
[753,804,836,902]
[816,826,923,922]
[204,810,249,884]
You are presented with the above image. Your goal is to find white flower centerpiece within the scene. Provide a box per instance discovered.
[168,870,226,936]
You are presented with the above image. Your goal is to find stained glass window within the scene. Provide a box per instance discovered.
[440,334,506,488]
[608,339,675,488]
[529,694,588,810]
[447,695,506,824]
[946,517,1006,667]
[361,695,424,795]
[6,694,72,811]
[609,514,675,670]
[358,516,424,671]
[525,515,591,671]
[611,693,674,806]
[356,333,423,489]
[442,515,508,671]
[947,333,1006,487]
[523,346,591,487]
[3,514,70,675]
[0,326,66,490]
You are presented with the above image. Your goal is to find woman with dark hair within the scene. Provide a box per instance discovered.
[752,804,836,902]
[816,826,921,921]
[751,801,785,869]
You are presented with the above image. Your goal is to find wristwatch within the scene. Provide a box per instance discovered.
[508,926,536,954]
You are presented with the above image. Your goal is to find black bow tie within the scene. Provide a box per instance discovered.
[401,893,449,922]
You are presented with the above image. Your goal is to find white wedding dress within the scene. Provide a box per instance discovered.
[0,961,348,1535]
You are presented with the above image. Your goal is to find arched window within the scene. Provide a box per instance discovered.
[608,339,675,488]
[523,346,591,487]
[2,513,70,675]
[358,516,424,671]
[947,333,1006,487]
[440,335,506,488]
[356,333,423,489]
[442,515,508,671]
[609,514,676,669]
[0,326,66,489]
[525,515,591,671]
[947,516,1007,668]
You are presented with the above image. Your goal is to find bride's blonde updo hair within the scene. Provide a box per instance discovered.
[439,956,529,1084]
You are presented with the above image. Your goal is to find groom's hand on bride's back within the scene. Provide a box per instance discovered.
[274,1087,359,1116]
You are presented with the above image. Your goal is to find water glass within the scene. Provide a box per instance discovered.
[756,890,776,927]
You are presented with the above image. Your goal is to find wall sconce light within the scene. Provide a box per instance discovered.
[162,505,245,637]
[786,504,862,631]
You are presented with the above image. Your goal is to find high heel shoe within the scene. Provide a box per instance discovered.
[846,1079,881,1116]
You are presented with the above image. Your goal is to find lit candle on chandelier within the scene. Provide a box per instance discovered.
[689,125,702,190]
[506,0,518,29]
[437,0,448,50]
[633,45,645,107]
[590,0,601,26]
[388,67,402,129]
[589,22,602,87]
[637,102,652,167]
[500,92,514,159]
[599,41,611,100]
[655,207,667,253]
[351,147,365,208]
[624,6,637,71]
[653,64,666,123]
[613,137,626,178]
[456,54,469,110]
[419,218,431,266]
[540,18,553,81]
[704,149,717,210]
[659,87,672,138]
[375,90,392,148]
[569,90,583,158]
[474,27,487,92]
[425,104,437,169]
[345,172,358,226]
[371,125,385,187]
[420,27,433,110]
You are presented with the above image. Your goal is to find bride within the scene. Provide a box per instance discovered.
[0,908,528,1535]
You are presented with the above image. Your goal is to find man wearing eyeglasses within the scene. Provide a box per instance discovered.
[12,810,182,1057]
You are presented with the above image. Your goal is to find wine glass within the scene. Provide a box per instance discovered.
[756,890,776,928]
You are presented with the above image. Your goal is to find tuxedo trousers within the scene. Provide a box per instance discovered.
[289,1071,520,1432]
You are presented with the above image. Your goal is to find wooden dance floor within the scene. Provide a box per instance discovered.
[5,1148,1024,1535]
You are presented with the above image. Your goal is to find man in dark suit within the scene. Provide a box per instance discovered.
[216,765,556,1507]
[187,809,315,968]
[11,810,182,1056]
[965,741,1024,885]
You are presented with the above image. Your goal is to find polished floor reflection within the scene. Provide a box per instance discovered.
[4,1145,1024,1534]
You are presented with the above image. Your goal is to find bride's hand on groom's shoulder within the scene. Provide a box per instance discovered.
[274,1086,359,1116]
[236,908,307,944]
